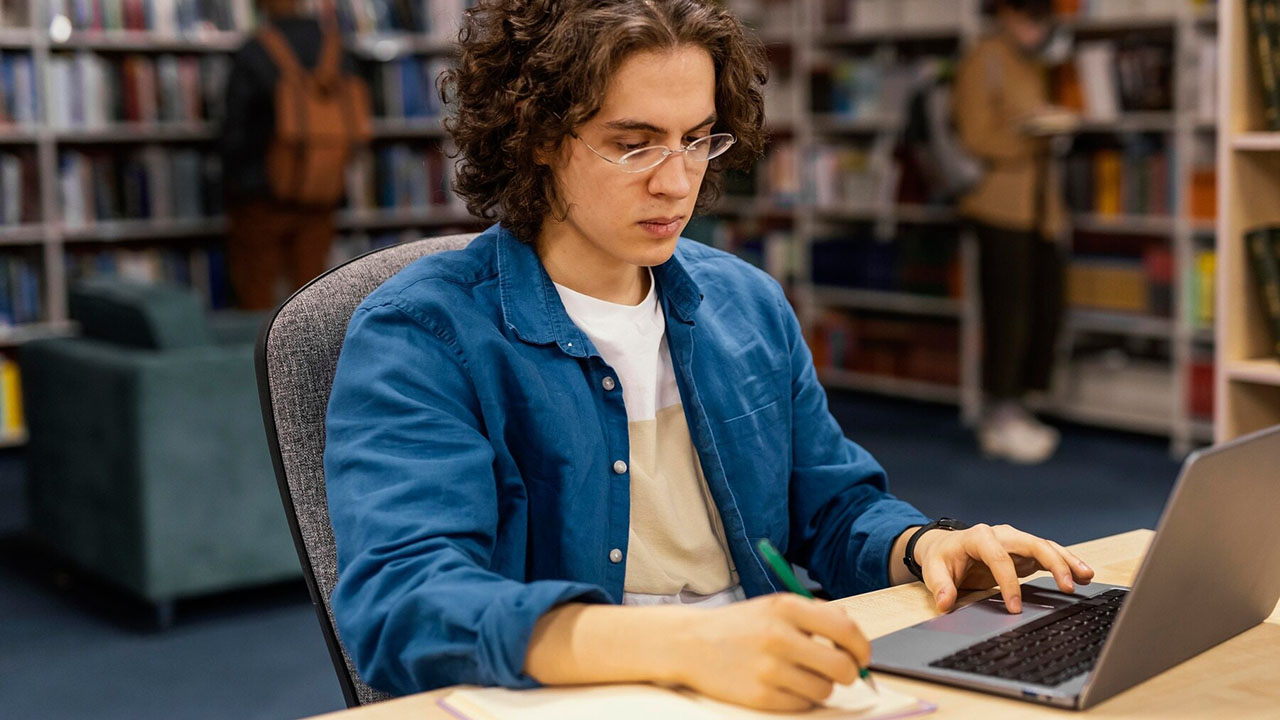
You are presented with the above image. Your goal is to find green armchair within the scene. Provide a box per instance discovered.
[20,279,301,625]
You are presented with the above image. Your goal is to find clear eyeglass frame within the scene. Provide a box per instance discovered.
[576,132,737,173]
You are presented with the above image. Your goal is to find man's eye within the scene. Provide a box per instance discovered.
[618,142,649,151]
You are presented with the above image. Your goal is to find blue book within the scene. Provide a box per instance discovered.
[0,256,13,327]
[400,58,429,118]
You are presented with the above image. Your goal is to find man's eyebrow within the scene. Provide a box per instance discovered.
[601,113,717,134]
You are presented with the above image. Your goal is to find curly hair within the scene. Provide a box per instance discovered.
[439,0,769,243]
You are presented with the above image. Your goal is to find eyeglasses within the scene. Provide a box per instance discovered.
[575,132,736,173]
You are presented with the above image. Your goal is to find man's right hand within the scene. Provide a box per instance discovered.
[667,593,871,711]
[525,594,871,712]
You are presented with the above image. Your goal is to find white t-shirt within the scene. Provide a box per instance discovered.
[554,272,743,607]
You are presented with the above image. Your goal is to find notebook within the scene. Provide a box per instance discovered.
[438,679,936,720]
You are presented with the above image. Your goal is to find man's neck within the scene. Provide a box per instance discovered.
[537,225,651,306]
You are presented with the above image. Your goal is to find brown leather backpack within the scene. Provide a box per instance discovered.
[258,24,372,207]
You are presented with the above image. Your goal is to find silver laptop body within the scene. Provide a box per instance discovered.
[869,424,1280,710]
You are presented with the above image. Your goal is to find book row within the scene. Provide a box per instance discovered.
[811,139,897,209]
[0,254,44,325]
[1059,39,1174,119]
[1067,239,1174,317]
[344,143,462,212]
[1054,0,1189,19]
[371,56,450,120]
[810,55,925,123]
[48,0,254,35]
[1063,139,1173,217]
[0,51,37,127]
[810,228,962,298]
[720,140,800,208]
[0,0,29,28]
[1244,225,1280,358]
[811,310,960,387]
[333,0,472,38]
[66,244,231,308]
[59,148,222,227]
[0,150,39,226]
[818,0,966,35]
[47,52,229,128]
[1245,0,1280,131]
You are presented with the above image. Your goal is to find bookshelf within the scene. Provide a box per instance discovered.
[714,0,1220,454]
[0,0,486,314]
[1215,0,1280,442]
[0,0,489,446]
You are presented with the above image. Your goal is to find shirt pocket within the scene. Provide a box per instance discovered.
[715,396,790,541]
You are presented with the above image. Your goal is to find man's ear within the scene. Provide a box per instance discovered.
[534,137,569,168]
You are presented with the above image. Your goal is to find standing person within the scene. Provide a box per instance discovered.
[953,0,1071,464]
[220,0,370,310]
[324,0,1095,710]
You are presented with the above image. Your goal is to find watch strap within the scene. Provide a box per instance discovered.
[903,517,969,581]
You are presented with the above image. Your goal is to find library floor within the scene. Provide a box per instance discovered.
[0,392,1182,720]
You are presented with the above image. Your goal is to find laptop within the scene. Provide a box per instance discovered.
[869,424,1280,710]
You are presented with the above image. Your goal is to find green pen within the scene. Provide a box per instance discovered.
[755,538,879,695]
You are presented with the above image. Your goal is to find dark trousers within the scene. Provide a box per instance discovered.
[975,222,1064,401]
[227,201,334,310]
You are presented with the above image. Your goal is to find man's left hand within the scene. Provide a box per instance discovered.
[910,523,1095,613]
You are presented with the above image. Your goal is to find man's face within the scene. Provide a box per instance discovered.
[544,45,717,268]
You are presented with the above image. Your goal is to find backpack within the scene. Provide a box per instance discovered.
[258,24,372,207]
[901,61,984,203]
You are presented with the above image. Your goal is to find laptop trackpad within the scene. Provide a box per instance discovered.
[925,590,1076,636]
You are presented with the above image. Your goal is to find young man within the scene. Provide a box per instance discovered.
[324,0,1094,711]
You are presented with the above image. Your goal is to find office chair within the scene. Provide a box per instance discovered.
[255,232,477,707]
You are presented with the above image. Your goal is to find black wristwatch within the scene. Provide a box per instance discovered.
[903,517,970,581]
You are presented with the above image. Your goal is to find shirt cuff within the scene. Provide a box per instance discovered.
[851,499,930,592]
[477,580,614,689]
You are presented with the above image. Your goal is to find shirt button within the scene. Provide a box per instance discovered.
[609,548,623,563]
[612,460,628,475]
[602,376,616,391]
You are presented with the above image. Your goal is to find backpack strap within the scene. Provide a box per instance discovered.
[312,26,343,91]
[257,24,304,80]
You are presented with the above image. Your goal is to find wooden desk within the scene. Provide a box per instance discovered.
[305,530,1280,719]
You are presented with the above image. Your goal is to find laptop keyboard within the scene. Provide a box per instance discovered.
[928,589,1129,687]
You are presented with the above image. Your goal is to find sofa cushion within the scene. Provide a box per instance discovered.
[69,279,213,350]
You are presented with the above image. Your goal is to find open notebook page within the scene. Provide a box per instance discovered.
[439,679,933,720]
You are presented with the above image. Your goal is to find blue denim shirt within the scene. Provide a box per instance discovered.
[324,224,928,696]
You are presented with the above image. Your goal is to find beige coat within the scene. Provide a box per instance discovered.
[952,33,1065,238]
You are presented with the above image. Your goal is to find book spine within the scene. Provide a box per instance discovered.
[1269,230,1280,357]
[1250,0,1280,130]
[1248,227,1280,357]
[0,356,21,436]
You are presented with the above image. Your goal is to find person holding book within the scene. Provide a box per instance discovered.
[953,0,1074,464]
[324,0,1095,711]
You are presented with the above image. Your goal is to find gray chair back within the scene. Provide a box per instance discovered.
[255,233,477,707]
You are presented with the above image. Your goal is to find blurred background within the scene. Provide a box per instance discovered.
[4,0,1280,718]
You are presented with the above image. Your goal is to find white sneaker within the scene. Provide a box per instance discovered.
[979,404,1060,464]
[1006,403,1061,448]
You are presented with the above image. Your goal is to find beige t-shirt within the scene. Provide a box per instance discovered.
[554,273,741,606]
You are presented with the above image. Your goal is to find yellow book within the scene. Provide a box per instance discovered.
[1197,250,1216,327]
[1094,151,1122,217]
[1,357,24,436]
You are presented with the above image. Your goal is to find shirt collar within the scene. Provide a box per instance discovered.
[493,224,703,356]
